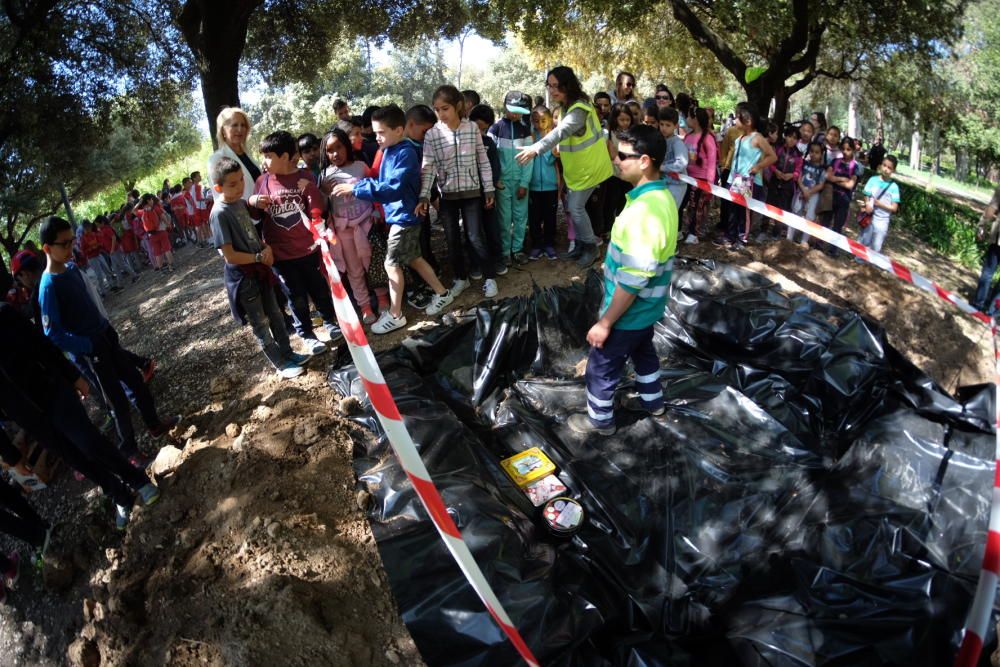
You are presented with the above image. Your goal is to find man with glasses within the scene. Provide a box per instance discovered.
[566,125,677,436]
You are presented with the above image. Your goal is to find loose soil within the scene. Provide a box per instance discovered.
[0,205,992,666]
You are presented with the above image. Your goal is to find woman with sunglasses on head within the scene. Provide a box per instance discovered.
[610,71,638,104]
[517,66,614,268]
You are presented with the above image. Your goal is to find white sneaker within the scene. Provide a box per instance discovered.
[450,278,470,297]
[567,240,576,254]
[483,279,498,298]
[302,337,327,355]
[684,234,699,244]
[371,311,406,335]
[425,291,454,315]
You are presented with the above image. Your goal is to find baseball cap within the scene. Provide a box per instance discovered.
[10,250,40,276]
[504,91,532,115]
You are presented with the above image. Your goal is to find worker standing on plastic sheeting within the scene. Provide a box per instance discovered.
[567,125,678,436]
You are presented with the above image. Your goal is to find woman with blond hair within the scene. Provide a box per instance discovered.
[208,107,260,201]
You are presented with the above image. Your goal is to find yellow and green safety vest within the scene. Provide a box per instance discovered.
[559,101,613,191]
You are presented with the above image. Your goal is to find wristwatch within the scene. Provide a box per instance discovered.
[255,251,263,263]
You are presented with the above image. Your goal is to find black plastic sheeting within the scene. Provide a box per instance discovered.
[329,259,999,666]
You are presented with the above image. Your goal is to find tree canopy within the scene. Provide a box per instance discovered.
[0,1,195,258]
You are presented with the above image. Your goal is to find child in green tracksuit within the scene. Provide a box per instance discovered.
[488,91,534,265]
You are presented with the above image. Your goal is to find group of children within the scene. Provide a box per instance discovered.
[58,173,219,300]
[204,77,904,379]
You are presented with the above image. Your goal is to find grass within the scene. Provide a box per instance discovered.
[891,176,984,269]
[894,163,995,202]
[74,141,215,221]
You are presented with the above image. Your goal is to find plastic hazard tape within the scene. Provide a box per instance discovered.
[667,171,992,327]
[294,204,540,667]
[954,323,1000,667]
[664,174,1000,665]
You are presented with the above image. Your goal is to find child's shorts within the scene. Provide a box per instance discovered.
[196,208,209,226]
[149,231,171,256]
[385,224,421,268]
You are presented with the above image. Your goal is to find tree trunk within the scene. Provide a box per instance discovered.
[931,126,941,175]
[909,114,921,171]
[955,148,969,182]
[847,80,859,139]
[875,105,884,142]
[177,1,257,148]
[771,87,790,126]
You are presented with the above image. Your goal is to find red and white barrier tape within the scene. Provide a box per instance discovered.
[665,173,1000,664]
[954,322,1000,667]
[295,205,540,667]
[667,171,993,327]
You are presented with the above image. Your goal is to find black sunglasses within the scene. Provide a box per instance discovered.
[617,151,643,161]
[655,95,671,100]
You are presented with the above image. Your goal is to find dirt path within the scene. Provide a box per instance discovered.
[0,206,993,666]
[894,171,993,213]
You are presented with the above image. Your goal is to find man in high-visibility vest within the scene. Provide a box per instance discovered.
[567,125,677,435]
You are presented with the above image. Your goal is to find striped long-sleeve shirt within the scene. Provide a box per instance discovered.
[420,119,494,201]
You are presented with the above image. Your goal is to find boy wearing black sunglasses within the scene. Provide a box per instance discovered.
[567,125,677,436]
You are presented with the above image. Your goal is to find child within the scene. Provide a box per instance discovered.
[767,125,803,238]
[319,128,378,324]
[566,125,676,435]
[603,103,635,227]
[37,216,180,468]
[419,85,497,299]
[527,105,559,260]
[643,107,659,127]
[769,125,802,209]
[333,104,455,334]
[80,221,111,295]
[99,215,137,287]
[796,121,815,156]
[210,157,308,379]
[189,171,211,248]
[488,91,534,265]
[249,130,344,355]
[788,141,827,244]
[468,103,506,280]
[718,105,776,247]
[137,194,174,272]
[825,136,864,255]
[682,107,718,243]
[657,107,689,212]
[403,104,441,308]
[858,155,900,253]
[297,133,322,181]
[1,301,162,532]
[169,184,194,243]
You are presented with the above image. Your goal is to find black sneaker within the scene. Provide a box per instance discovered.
[407,288,433,310]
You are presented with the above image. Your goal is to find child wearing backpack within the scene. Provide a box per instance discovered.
[787,141,827,245]
[825,137,864,256]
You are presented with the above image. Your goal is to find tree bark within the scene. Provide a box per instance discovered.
[847,80,859,138]
[909,114,921,170]
[177,1,258,148]
[955,147,969,182]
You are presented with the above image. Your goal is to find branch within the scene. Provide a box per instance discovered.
[786,22,826,77]
[667,0,746,80]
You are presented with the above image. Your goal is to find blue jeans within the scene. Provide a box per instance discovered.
[974,244,1000,313]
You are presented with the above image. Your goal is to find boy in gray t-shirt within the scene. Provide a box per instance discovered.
[209,157,308,379]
